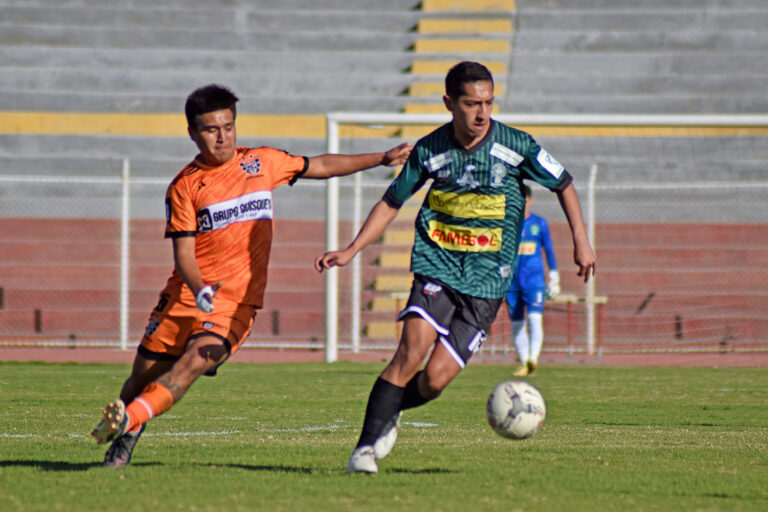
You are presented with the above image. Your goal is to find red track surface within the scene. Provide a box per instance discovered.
[2,346,767,367]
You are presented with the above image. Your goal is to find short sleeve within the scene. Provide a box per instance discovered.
[382,148,429,208]
[164,178,197,238]
[521,139,572,192]
[254,147,308,188]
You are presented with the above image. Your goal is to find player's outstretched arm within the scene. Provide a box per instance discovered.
[314,200,399,272]
[173,237,220,311]
[303,143,412,179]
[556,184,596,282]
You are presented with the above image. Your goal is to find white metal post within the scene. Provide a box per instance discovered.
[119,159,130,350]
[585,164,598,355]
[351,172,362,352]
[324,118,340,362]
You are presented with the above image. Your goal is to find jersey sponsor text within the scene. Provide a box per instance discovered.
[428,220,502,252]
[197,191,273,232]
[428,189,505,219]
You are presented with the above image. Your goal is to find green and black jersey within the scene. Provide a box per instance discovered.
[383,120,572,299]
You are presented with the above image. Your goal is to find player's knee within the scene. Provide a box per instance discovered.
[419,372,447,399]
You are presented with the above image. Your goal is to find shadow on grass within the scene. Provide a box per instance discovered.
[387,467,456,474]
[0,460,162,471]
[214,463,314,474]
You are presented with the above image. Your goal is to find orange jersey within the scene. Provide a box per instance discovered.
[164,146,308,308]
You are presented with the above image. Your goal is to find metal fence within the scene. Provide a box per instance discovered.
[2,113,767,360]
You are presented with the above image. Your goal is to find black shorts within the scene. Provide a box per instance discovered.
[397,274,503,368]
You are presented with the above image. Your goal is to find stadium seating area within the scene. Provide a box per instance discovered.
[1,0,767,353]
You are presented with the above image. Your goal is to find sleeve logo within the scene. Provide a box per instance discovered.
[536,148,564,178]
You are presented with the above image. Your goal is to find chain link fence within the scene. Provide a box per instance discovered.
[2,115,767,357]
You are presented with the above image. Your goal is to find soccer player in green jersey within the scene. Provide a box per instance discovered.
[315,61,596,473]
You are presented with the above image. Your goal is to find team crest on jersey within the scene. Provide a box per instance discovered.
[456,164,480,189]
[531,224,540,236]
[240,157,262,176]
[490,163,506,187]
[423,282,442,296]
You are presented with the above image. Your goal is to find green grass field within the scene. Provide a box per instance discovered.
[0,361,766,512]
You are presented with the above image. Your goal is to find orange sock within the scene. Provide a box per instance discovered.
[125,382,174,432]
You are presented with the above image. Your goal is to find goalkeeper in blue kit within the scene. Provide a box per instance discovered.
[506,184,560,376]
[315,61,595,473]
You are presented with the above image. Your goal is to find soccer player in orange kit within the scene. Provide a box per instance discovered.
[91,84,411,467]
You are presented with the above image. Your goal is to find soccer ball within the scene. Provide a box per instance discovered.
[486,380,546,439]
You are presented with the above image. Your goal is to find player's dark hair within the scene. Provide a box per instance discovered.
[445,61,494,100]
[185,84,239,129]
[523,184,532,198]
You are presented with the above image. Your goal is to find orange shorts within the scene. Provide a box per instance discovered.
[141,279,257,358]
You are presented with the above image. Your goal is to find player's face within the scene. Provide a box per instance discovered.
[444,80,494,149]
[189,108,237,166]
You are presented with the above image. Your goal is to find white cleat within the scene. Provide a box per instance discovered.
[91,400,128,445]
[373,411,402,460]
[346,445,378,474]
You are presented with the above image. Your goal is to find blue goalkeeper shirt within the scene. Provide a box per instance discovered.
[509,213,557,291]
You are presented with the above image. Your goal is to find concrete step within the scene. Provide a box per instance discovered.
[502,93,768,115]
[590,292,768,316]
[0,67,414,99]
[0,0,420,10]
[516,9,768,32]
[0,90,414,114]
[365,310,768,345]
[0,7,424,31]
[509,52,768,76]
[505,73,768,96]
[423,0,515,11]
[514,31,768,53]
[0,307,330,339]
[0,47,417,74]
[516,0,768,10]
[0,24,419,51]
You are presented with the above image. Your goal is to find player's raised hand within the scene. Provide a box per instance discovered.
[382,143,412,166]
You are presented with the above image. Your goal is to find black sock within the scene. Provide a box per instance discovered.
[400,370,436,410]
[356,377,405,448]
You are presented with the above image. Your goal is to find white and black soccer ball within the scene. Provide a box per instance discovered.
[486,380,546,439]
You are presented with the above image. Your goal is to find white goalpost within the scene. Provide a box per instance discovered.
[323,112,768,363]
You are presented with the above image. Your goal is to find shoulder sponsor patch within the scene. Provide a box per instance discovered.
[425,151,452,173]
[196,191,273,232]
[490,143,524,167]
[428,189,505,219]
[536,148,565,178]
[427,220,502,252]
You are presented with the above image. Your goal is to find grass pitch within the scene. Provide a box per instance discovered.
[0,361,766,512]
